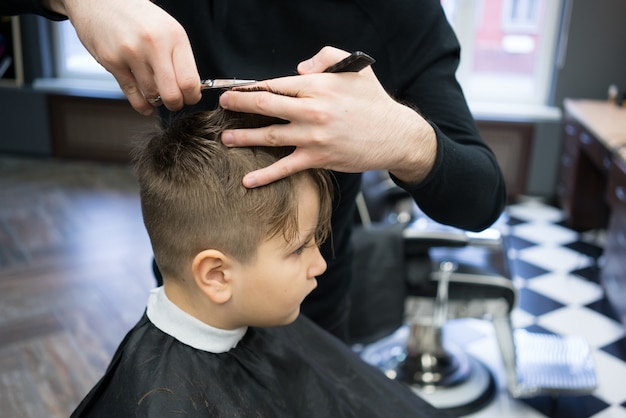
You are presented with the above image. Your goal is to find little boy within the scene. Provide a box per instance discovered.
[71,108,450,417]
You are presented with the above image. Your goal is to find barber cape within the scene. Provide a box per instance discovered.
[71,287,450,417]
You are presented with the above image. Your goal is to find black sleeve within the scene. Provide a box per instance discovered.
[0,0,67,20]
[373,0,507,232]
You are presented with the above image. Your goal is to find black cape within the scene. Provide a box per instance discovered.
[71,314,451,417]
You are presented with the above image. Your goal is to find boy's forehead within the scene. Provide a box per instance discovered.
[266,181,321,247]
[264,226,317,253]
[294,180,322,235]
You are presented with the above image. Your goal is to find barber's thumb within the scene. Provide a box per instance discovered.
[297,58,317,74]
[297,49,332,74]
[297,47,350,74]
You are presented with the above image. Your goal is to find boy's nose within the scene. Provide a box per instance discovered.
[309,247,327,278]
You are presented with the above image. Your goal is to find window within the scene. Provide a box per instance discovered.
[441,0,563,107]
[503,0,542,31]
[52,20,112,80]
[49,1,564,109]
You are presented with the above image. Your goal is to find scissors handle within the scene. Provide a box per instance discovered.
[323,51,376,73]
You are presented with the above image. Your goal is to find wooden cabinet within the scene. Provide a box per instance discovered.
[602,155,626,323]
[476,121,533,200]
[49,94,159,162]
[558,99,626,231]
[558,114,610,231]
[559,99,626,323]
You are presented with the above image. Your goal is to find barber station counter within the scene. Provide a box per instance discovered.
[558,98,626,324]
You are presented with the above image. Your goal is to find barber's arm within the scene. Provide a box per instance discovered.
[388,6,507,232]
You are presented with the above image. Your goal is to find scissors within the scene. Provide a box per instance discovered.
[148,52,375,103]
[200,78,257,90]
[147,78,256,103]
[200,51,375,90]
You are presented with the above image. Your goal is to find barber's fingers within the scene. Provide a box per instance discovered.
[219,84,306,122]
[150,35,201,110]
[220,123,334,188]
[219,65,375,123]
[113,69,155,116]
[241,151,316,188]
[297,46,352,74]
[172,42,202,106]
[221,122,305,149]
[103,41,201,115]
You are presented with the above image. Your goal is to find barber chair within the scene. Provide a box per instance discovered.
[349,171,597,416]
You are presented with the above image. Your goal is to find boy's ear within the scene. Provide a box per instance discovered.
[192,249,234,305]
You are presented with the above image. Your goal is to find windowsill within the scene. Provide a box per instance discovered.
[469,102,562,123]
[32,78,563,123]
[32,77,125,100]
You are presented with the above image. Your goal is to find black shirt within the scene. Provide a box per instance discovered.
[152,0,506,324]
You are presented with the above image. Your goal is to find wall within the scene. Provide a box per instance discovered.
[0,16,51,156]
[553,0,626,104]
[0,88,50,155]
[527,0,626,198]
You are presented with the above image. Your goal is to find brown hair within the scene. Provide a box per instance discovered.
[132,108,333,280]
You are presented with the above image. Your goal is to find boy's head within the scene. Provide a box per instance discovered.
[133,108,333,327]
[134,108,333,278]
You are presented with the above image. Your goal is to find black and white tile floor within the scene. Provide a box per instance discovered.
[455,199,626,418]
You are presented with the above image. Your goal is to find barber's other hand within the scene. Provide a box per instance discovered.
[47,0,201,115]
[219,46,437,188]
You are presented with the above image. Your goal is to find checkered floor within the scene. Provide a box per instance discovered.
[454,199,626,418]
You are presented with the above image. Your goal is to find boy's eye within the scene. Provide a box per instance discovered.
[293,246,306,256]
[292,238,315,256]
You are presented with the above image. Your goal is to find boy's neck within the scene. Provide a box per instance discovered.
[147,287,247,353]
[163,281,235,330]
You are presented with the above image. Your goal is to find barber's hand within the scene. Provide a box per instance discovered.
[49,0,202,115]
[219,46,437,188]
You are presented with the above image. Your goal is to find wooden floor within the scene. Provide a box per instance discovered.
[0,155,156,417]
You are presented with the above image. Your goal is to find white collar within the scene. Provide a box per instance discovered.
[146,286,247,353]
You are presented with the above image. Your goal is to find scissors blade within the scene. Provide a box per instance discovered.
[201,79,257,90]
